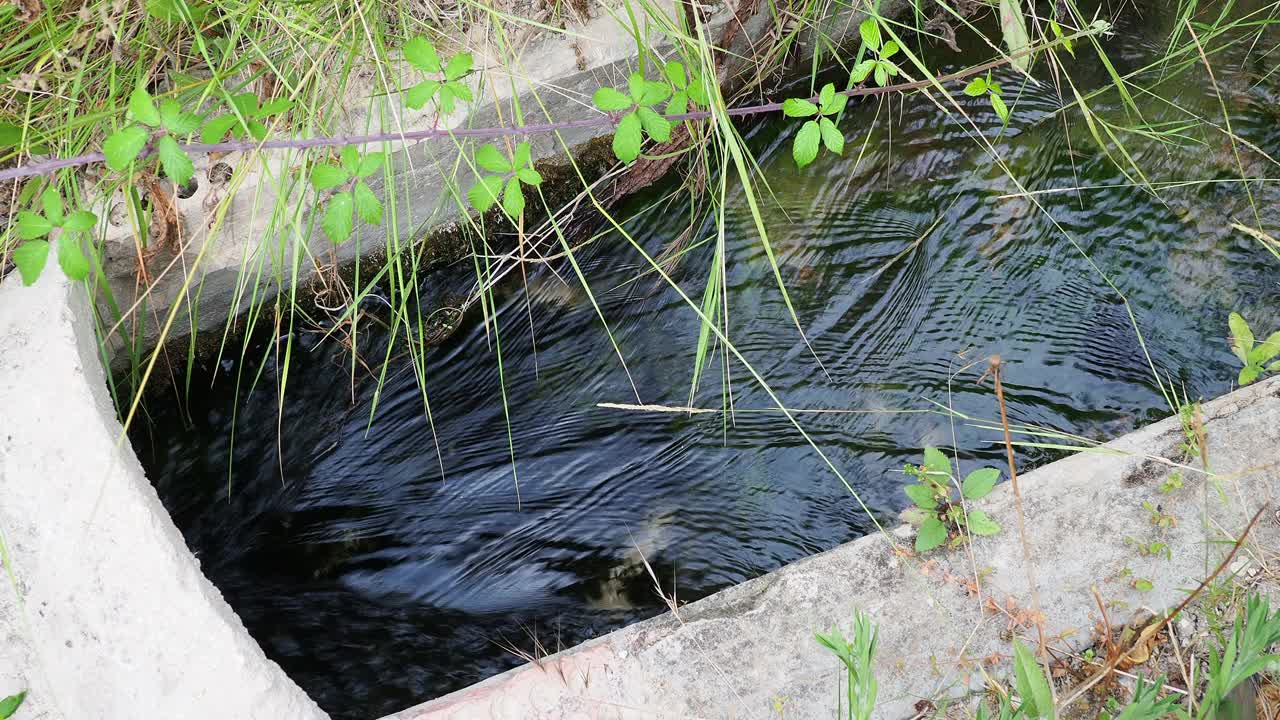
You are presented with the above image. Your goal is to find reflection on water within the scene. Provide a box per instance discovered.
[132,5,1279,718]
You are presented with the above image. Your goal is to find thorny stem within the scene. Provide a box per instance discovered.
[0,27,1103,183]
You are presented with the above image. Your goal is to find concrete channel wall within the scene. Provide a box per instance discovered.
[3,267,1278,718]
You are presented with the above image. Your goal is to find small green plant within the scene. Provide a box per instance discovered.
[102,87,201,185]
[1227,312,1280,385]
[1099,674,1180,720]
[1123,537,1171,560]
[1198,595,1280,719]
[783,83,846,169]
[592,72,673,164]
[402,37,475,114]
[903,446,1002,553]
[1012,639,1055,719]
[12,186,97,285]
[815,610,878,720]
[962,72,1010,125]
[468,141,543,216]
[1132,577,1154,592]
[201,92,294,143]
[0,690,25,719]
[662,60,708,115]
[309,146,386,244]
[1158,471,1184,494]
[1141,500,1177,529]
[850,18,901,88]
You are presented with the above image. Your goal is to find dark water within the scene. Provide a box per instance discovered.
[133,5,1280,718]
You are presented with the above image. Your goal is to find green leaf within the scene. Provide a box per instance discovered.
[880,40,899,58]
[1239,364,1261,385]
[663,60,687,89]
[40,186,63,224]
[612,111,643,164]
[404,37,442,73]
[636,107,671,142]
[991,93,1010,124]
[999,0,1032,73]
[874,63,888,87]
[475,144,511,173]
[822,92,847,115]
[782,98,818,117]
[963,77,988,96]
[1133,578,1154,592]
[966,510,1001,536]
[353,181,383,225]
[103,125,150,170]
[593,86,633,112]
[1013,640,1055,719]
[57,233,90,281]
[16,211,53,240]
[922,446,951,480]
[438,86,458,115]
[1253,331,1280,364]
[340,146,360,174]
[0,690,27,719]
[310,163,347,191]
[1229,312,1254,364]
[850,59,875,83]
[145,0,209,22]
[818,117,843,155]
[129,87,162,127]
[355,152,385,178]
[502,176,525,217]
[666,92,688,116]
[321,191,354,244]
[12,240,49,286]
[516,167,542,186]
[792,119,820,168]
[255,99,293,118]
[1051,19,1074,56]
[201,114,238,143]
[159,100,201,135]
[1266,360,1280,373]
[962,468,1000,499]
[859,17,881,51]
[156,134,194,186]
[0,121,24,148]
[405,80,441,110]
[62,210,98,233]
[904,483,936,509]
[443,53,473,81]
[818,83,835,109]
[633,79,670,106]
[230,92,259,116]
[468,174,504,212]
[513,141,531,170]
[915,516,947,553]
[447,81,473,104]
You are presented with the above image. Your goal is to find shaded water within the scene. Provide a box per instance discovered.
[134,5,1279,718]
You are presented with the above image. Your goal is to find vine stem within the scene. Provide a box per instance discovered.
[0,28,1100,184]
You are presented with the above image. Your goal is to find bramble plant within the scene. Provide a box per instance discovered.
[12,187,97,285]
[815,610,878,720]
[850,18,901,88]
[309,146,387,244]
[662,60,708,115]
[103,87,202,186]
[903,446,1002,553]
[1227,312,1280,385]
[592,72,674,164]
[201,92,295,143]
[783,83,846,168]
[962,72,1011,125]
[402,37,475,115]
[468,142,543,217]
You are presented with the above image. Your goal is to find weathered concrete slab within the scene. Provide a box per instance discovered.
[0,272,328,720]
[384,377,1280,720]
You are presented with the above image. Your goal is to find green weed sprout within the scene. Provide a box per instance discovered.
[103,87,202,186]
[592,72,673,164]
[850,18,901,88]
[903,446,1002,553]
[403,37,475,115]
[1227,312,1280,385]
[815,609,878,720]
[963,72,1011,125]
[468,142,543,217]
[783,83,846,168]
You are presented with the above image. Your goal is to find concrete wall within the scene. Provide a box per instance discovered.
[0,271,328,720]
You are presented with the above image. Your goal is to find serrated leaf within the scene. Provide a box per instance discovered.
[851,59,875,83]
[636,107,671,142]
[516,167,542,186]
[881,40,899,58]
[40,187,63,224]
[62,210,97,233]
[310,164,347,191]
[782,98,818,117]
[874,63,888,87]
[230,92,258,116]
[57,233,90,281]
[1229,312,1254,364]
[991,93,1010,124]
[475,144,510,173]
[966,510,1001,536]
[818,117,843,155]
[129,87,161,127]
[0,121,23,148]
[405,80,440,110]
[1239,364,1261,385]
[612,111,643,164]
[201,114,238,143]
[793,120,820,168]
[633,80,670,107]
[12,240,49,286]
[593,86,633,112]
[321,192,354,244]
[448,81,473,104]
[818,83,834,109]
[922,446,951,480]
[915,516,947,553]
[822,92,847,115]
[339,146,359,175]
[513,141,531,170]
[355,152,385,178]
[255,98,293,118]
[353,181,383,225]
[962,468,1000,499]
[156,134,194,186]
[904,483,936,509]
[859,17,881,51]
[103,125,150,170]
[444,53,473,81]
[146,0,209,22]
[664,60,687,89]
[403,37,442,73]
[468,174,504,212]
[247,120,269,141]
[502,176,525,217]
[160,100,201,135]
[16,211,53,239]
[963,77,988,96]
[0,690,27,718]
[438,86,458,115]
[666,92,688,116]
